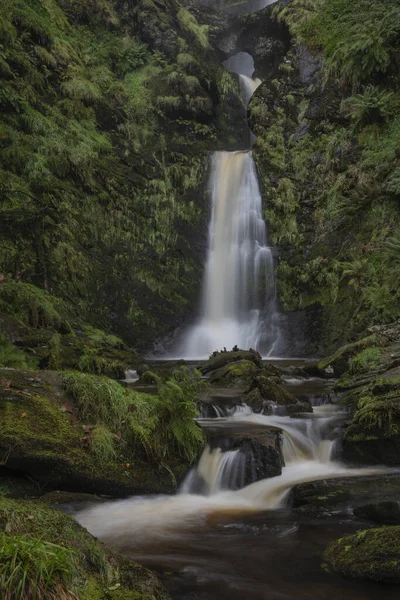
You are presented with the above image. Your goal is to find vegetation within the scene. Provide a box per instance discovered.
[0,332,28,367]
[0,497,170,599]
[252,0,400,351]
[62,367,206,464]
[324,526,400,582]
[0,532,77,600]
[0,0,241,350]
[349,348,381,374]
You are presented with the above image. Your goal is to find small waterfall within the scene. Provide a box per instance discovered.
[239,74,261,107]
[77,402,387,553]
[182,151,280,358]
[181,446,245,495]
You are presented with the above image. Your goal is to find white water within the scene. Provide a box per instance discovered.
[175,50,280,359]
[78,402,386,551]
[181,151,280,358]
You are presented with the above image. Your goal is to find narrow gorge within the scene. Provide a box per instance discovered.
[1,1,400,599]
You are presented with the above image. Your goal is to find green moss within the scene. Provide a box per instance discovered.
[0,497,170,599]
[209,360,259,386]
[324,526,400,582]
[0,332,28,368]
[0,368,193,495]
[318,335,382,374]
[90,425,116,462]
[349,347,381,374]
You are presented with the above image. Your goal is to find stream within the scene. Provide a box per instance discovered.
[78,373,399,599]
[77,2,399,597]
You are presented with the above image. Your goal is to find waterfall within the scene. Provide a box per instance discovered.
[182,151,280,358]
[171,49,280,360]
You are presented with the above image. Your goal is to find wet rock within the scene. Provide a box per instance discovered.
[208,359,260,386]
[354,501,400,525]
[210,430,283,485]
[293,475,400,516]
[244,387,264,412]
[246,375,312,414]
[323,526,400,583]
[200,350,262,374]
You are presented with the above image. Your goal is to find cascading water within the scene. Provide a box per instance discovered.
[175,50,280,359]
[182,151,280,358]
[78,400,386,549]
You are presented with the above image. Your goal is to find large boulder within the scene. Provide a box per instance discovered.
[0,368,183,496]
[200,350,262,374]
[323,526,400,583]
[292,475,400,517]
[208,359,260,386]
[246,374,312,414]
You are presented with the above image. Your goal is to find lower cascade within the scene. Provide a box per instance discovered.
[181,151,280,359]
[77,399,385,555]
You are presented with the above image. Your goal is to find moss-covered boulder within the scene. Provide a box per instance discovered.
[0,368,187,496]
[0,497,170,599]
[200,350,262,374]
[245,375,312,414]
[323,526,400,583]
[317,335,384,377]
[208,359,260,386]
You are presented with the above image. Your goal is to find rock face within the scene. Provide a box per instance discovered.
[0,497,170,600]
[0,369,182,496]
[324,526,400,583]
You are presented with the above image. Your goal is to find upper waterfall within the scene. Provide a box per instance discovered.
[181,151,280,358]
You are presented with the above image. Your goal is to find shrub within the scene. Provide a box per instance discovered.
[62,367,206,463]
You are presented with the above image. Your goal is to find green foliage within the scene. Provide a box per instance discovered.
[62,371,131,431]
[0,332,28,368]
[0,531,77,600]
[0,283,68,331]
[90,424,116,462]
[285,0,400,89]
[347,394,400,440]
[0,497,166,599]
[0,0,230,350]
[253,0,400,346]
[177,8,210,51]
[62,368,205,463]
[349,347,381,374]
[342,86,399,130]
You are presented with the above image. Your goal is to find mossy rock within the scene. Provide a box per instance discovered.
[208,360,260,386]
[323,526,400,583]
[318,335,385,377]
[0,368,180,496]
[201,350,262,374]
[244,387,264,412]
[354,501,400,525]
[0,497,170,599]
[293,476,400,515]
